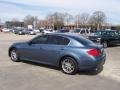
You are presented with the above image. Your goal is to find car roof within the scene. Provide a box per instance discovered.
[97,30,118,32]
[47,33,81,38]
[46,33,89,41]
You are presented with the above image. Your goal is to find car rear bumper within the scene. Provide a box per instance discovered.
[78,55,106,70]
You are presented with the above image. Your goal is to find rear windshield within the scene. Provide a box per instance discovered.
[70,35,94,45]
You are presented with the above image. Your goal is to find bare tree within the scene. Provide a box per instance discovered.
[46,14,55,29]
[89,11,107,30]
[46,12,64,30]
[74,14,81,28]
[37,20,48,29]
[11,18,19,22]
[80,13,89,26]
[24,15,38,29]
[63,13,73,25]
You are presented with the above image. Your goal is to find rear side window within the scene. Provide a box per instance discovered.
[47,35,70,45]
[70,36,93,45]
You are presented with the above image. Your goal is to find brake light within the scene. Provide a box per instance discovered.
[87,49,100,56]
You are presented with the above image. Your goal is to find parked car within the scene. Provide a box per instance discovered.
[9,29,16,33]
[0,29,3,32]
[2,28,10,33]
[14,29,25,35]
[34,29,40,33]
[73,28,96,37]
[73,28,81,33]
[88,30,120,48]
[9,33,106,75]
[25,29,36,35]
[42,29,54,34]
[119,31,120,35]
[56,29,69,33]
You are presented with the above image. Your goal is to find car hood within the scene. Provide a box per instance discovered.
[12,41,27,46]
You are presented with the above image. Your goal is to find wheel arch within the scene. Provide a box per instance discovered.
[9,47,17,57]
[59,55,79,68]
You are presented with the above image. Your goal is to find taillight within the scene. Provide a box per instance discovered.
[87,49,100,56]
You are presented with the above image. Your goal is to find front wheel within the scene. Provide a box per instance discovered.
[10,49,20,62]
[61,57,78,75]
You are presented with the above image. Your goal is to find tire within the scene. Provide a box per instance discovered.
[61,57,78,75]
[10,49,20,62]
[102,41,108,48]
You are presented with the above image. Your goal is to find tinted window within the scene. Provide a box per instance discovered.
[57,30,69,33]
[74,29,80,33]
[109,31,114,36]
[70,36,93,45]
[95,31,101,36]
[80,30,85,34]
[109,31,119,36]
[31,35,48,44]
[47,35,70,45]
[28,29,33,31]
[96,31,107,36]
[86,30,89,33]
[90,30,95,33]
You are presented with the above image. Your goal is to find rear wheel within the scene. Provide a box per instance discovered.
[10,49,20,62]
[61,57,78,75]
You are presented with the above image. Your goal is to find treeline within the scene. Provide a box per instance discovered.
[23,11,107,30]
[3,11,110,30]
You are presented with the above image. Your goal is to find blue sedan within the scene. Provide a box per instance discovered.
[8,33,106,75]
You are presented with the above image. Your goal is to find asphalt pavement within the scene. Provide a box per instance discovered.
[0,33,120,90]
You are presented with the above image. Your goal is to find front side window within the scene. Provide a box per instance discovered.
[31,35,48,44]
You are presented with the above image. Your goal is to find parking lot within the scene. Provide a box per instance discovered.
[0,32,120,90]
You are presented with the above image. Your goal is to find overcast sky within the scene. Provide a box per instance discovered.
[0,0,120,24]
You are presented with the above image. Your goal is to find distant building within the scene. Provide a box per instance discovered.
[5,21,24,29]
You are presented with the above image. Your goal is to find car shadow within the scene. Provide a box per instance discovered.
[21,60,103,76]
[21,60,60,70]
